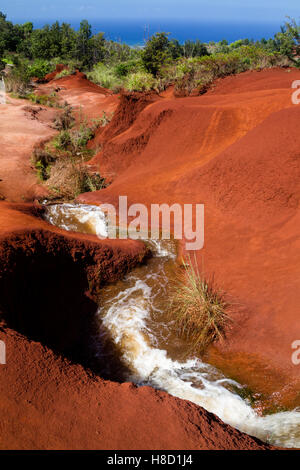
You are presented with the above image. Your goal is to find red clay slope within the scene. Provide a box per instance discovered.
[42,70,119,119]
[0,202,271,450]
[0,71,281,449]
[0,97,57,202]
[79,68,300,409]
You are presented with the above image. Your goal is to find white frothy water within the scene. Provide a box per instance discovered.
[44,203,108,238]
[44,203,300,448]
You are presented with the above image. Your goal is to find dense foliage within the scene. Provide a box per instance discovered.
[1,11,299,94]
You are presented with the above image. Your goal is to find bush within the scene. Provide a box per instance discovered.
[33,114,106,199]
[4,63,31,95]
[169,256,231,353]
[54,129,72,150]
[113,59,143,78]
[162,46,286,96]
[27,59,52,78]
[87,62,122,90]
[125,71,157,91]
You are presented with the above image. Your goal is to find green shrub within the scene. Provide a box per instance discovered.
[164,46,286,95]
[49,116,101,157]
[70,124,94,152]
[87,62,122,90]
[125,71,157,91]
[27,59,52,78]
[114,59,143,77]
[54,130,72,150]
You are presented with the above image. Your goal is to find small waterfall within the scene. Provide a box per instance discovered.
[0,78,6,104]
[43,203,300,448]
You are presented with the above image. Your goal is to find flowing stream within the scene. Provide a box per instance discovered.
[44,203,300,448]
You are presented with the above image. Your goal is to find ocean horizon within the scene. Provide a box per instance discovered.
[25,19,282,45]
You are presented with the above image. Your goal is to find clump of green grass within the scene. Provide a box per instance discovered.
[32,108,107,200]
[169,255,231,353]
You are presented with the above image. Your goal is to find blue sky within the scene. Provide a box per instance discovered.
[1,0,299,23]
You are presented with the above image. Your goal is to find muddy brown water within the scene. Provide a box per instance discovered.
[44,203,300,448]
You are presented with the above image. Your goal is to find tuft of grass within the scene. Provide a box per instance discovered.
[169,255,231,353]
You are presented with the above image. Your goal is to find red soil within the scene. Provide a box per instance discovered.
[43,70,119,119]
[0,202,271,450]
[44,63,68,82]
[79,68,300,409]
[0,97,57,202]
[0,72,275,450]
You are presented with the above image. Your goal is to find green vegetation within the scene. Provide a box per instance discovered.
[125,71,157,92]
[86,62,123,91]
[55,67,75,79]
[169,256,231,353]
[32,107,107,200]
[1,11,299,96]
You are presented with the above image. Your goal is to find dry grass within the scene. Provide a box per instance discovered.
[52,103,75,130]
[45,158,105,200]
[169,255,231,354]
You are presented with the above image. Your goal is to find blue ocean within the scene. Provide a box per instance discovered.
[32,19,282,45]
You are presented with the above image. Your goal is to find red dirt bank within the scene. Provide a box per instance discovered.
[0,203,271,450]
[0,97,57,202]
[0,68,294,449]
[43,70,119,120]
[79,68,300,410]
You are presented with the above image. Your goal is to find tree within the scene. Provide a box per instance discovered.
[15,22,33,57]
[75,20,92,65]
[275,17,300,65]
[169,39,183,59]
[142,32,172,75]
[183,40,209,58]
[29,26,52,59]
[0,11,20,52]
[60,23,76,59]
[49,21,62,57]
[90,32,106,64]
